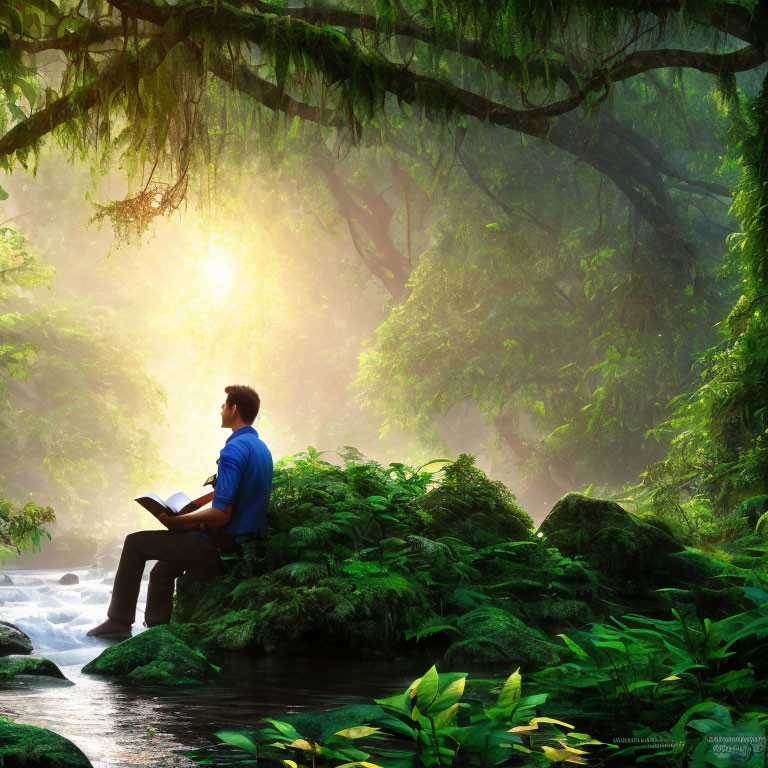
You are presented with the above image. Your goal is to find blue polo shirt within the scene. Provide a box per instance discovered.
[211,426,272,534]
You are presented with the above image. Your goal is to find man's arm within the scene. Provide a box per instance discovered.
[161,444,242,532]
[177,491,215,515]
[157,503,232,531]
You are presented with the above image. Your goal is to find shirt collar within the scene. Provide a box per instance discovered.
[226,425,257,444]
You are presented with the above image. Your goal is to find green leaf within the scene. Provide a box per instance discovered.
[495,669,521,714]
[14,77,37,111]
[264,720,303,741]
[556,633,590,659]
[414,666,439,713]
[215,731,258,754]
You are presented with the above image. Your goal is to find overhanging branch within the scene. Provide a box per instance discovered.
[0,29,181,160]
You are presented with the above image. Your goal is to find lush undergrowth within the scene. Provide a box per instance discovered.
[172,449,765,666]
[193,601,768,767]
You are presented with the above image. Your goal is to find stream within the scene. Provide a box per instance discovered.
[0,566,425,768]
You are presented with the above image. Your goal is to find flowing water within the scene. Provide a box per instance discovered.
[0,566,425,768]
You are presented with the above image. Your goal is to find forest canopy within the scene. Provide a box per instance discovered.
[1,0,768,530]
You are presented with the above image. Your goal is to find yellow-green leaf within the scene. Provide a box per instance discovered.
[530,717,574,729]
[288,740,314,750]
[333,727,380,740]
[496,668,521,712]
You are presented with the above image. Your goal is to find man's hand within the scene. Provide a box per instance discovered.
[156,505,233,532]
[157,511,183,530]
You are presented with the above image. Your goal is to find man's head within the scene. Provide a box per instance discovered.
[221,385,260,429]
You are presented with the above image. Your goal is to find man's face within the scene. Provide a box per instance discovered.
[221,398,236,428]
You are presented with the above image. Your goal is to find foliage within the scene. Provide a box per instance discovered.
[352,79,735,508]
[0,0,759,526]
[0,497,53,560]
[174,449,605,661]
[196,604,768,768]
[174,451,758,666]
[633,73,768,527]
[0,224,164,536]
[196,666,611,768]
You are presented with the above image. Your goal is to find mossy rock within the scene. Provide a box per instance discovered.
[538,494,684,584]
[0,656,68,682]
[447,611,561,669]
[82,626,218,686]
[0,621,32,656]
[0,718,91,767]
[642,516,677,538]
[653,548,728,588]
[541,598,595,628]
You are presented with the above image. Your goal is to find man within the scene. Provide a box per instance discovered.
[87,385,272,639]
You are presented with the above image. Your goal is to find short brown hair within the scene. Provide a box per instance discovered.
[225,385,260,424]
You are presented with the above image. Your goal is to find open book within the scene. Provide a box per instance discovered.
[134,491,192,518]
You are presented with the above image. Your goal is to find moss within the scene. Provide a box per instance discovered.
[82,626,218,686]
[0,621,33,656]
[0,718,91,767]
[0,655,68,682]
[654,548,728,587]
[447,608,561,669]
[539,494,683,585]
[641,516,676,538]
[126,660,205,687]
[536,597,595,629]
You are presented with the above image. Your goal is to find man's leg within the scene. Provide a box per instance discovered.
[145,561,186,627]
[94,530,219,633]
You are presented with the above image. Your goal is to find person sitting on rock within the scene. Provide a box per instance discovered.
[87,384,273,639]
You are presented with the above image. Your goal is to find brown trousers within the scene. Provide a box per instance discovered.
[106,530,224,627]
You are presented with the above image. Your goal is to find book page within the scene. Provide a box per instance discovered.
[164,491,193,514]
[134,493,167,517]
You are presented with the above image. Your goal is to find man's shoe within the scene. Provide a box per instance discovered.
[86,618,132,639]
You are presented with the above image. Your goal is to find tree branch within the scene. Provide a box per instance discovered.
[200,45,347,129]
[106,0,766,135]
[0,29,181,160]
[18,22,125,54]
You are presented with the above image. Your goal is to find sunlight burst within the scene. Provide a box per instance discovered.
[201,243,235,297]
